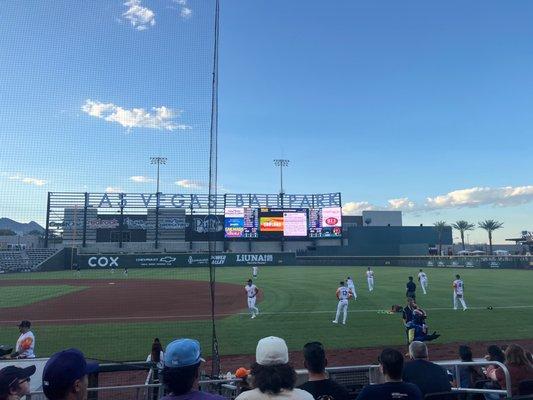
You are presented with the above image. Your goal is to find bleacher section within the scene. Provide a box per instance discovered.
[0,249,58,273]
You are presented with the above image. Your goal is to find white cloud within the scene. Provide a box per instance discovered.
[8,174,47,186]
[342,201,376,215]
[343,185,533,215]
[130,175,154,183]
[122,0,155,31]
[105,187,124,193]
[175,179,204,189]
[425,186,533,209]
[180,7,192,18]
[82,99,191,131]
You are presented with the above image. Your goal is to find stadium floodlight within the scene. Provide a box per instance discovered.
[273,159,290,195]
[150,157,167,194]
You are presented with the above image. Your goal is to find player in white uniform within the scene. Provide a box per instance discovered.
[245,279,259,319]
[332,281,352,325]
[346,276,357,300]
[453,274,467,311]
[252,266,258,279]
[418,269,428,294]
[366,267,374,292]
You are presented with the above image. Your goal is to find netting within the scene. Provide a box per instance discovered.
[0,0,221,372]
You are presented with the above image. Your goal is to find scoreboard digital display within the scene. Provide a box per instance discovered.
[224,207,341,239]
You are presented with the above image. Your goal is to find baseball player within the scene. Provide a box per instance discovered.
[252,266,258,279]
[123,267,128,276]
[245,279,259,319]
[346,276,357,300]
[332,281,352,325]
[453,274,467,311]
[366,267,374,292]
[418,269,428,294]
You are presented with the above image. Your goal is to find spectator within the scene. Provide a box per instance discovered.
[483,345,505,381]
[0,365,35,400]
[486,344,533,397]
[456,345,483,389]
[356,348,422,400]
[42,348,99,400]
[12,321,35,359]
[161,338,224,400]
[402,341,451,397]
[298,342,349,400]
[235,336,313,400]
[146,338,165,389]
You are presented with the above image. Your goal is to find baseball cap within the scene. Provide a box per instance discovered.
[42,349,98,398]
[256,336,289,366]
[164,339,205,368]
[235,367,250,379]
[18,320,31,328]
[0,365,36,395]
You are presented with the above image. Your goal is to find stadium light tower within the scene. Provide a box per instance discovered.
[273,159,289,195]
[150,156,167,194]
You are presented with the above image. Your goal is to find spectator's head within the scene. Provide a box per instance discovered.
[0,365,35,400]
[162,339,204,396]
[42,349,98,400]
[409,341,428,360]
[505,344,531,367]
[486,345,505,363]
[17,321,31,334]
[378,349,404,381]
[459,345,473,362]
[303,342,327,374]
[408,276,413,281]
[250,336,296,394]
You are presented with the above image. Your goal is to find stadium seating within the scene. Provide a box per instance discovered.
[0,248,58,272]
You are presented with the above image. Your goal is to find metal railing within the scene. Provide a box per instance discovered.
[26,360,514,400]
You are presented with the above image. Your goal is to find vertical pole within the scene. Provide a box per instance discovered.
[155,192,160,250]
[119,193,124,249]
[45,192,51,248]
[82,192,88,248]
[280,164,284,195]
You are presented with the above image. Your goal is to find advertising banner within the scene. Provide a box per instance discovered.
[260,217,284,232]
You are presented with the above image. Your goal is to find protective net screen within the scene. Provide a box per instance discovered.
[0,0,220,372]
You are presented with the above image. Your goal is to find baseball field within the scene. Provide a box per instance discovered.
[1,266,532,364]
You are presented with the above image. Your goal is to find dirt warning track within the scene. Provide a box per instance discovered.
[0,279,244,325]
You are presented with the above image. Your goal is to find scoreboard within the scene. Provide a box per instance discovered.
[224,206,342,239]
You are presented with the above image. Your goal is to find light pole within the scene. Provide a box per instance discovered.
[150,157,167,195]
[273,159,289,195]
[150,157,167,250]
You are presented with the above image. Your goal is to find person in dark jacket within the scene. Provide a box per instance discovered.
[402,341,451,397]
[406,277,416,300]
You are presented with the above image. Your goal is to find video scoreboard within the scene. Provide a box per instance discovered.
[224,207,342,239]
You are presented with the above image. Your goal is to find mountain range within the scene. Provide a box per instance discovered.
[0,218,45,235]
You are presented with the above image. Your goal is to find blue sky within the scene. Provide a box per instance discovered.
[0,0,531,243]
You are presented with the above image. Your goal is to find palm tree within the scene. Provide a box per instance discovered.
[478,220,504,255]
[451,220,475,250]
[433,221,448,255]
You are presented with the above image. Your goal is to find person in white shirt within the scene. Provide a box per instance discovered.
[145,338,165,385]
[346,277,357,300]
[252,266,258,279]
[453,274,467,311]
[235,336,314,400]
[333,282,352,325]
[418,269,428,295]
[13,320,35,359]
[366,268,375,292]
[245,279,259,319]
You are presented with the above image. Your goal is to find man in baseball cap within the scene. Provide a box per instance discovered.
[0,365,36,400]
[12,321,35,359]
[161,338,224,400]
[42,348,98,400]
[235,337,313,400]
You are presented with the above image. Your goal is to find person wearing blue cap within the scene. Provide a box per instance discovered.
[42,349,98,400]
[160,339,224,400]
[0,365,36,400]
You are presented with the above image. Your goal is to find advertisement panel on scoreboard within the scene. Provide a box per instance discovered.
[258,208,308,239]
[309,207,342,238]
[224,207,259,238]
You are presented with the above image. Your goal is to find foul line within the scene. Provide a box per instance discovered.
[0,305,531,325]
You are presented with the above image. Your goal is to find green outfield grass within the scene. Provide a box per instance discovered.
[0,285,85,308]
[0,266,532,362]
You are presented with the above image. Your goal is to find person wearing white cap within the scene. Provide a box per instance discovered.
[235,337,313,400]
